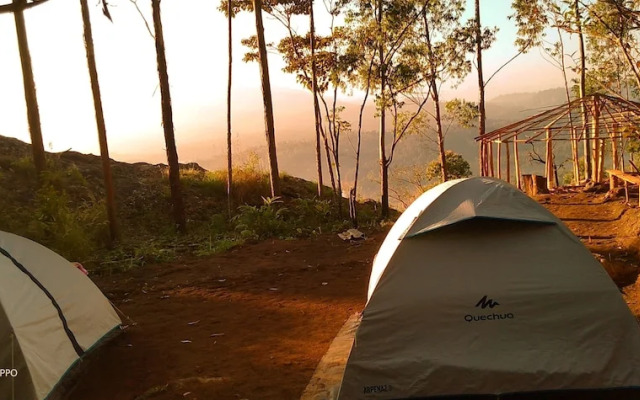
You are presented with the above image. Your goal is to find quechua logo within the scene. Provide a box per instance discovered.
[475,295,499,309]
[465,295,514,322]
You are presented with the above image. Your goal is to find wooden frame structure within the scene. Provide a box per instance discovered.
[475,94,640,190]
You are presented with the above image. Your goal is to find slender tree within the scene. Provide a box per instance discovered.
[253,0,281,197]
[347,0,430,218]
[309,0,324,197]
[152,0,186,232]
[474,0,487,176]
[420,0,469,183]
[12,0,46,174]
[227,0,234,214]
[574,0,591,180]
[80,0,119,241]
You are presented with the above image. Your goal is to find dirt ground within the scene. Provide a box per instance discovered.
[68,190,640,400]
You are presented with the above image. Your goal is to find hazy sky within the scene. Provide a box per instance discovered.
[0,0,568,162]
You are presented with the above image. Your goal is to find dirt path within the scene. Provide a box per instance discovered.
[68,191,640,400]
[69,234,383,400]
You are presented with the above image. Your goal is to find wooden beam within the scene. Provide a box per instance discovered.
[0,0,51,14]
[612,123,620,171]
[571,126,580,185]
[514,135,521,189]
[497,136,502,179]
[505,141,511,183]
[592,97,601,182]
[546,128,554,190]
[489,141,494,177]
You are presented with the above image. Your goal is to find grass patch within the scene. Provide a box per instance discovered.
[0,143,383,275]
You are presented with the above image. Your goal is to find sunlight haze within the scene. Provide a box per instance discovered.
[0,0,566,164]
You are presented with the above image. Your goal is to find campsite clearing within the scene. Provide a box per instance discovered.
[68,190,640,400]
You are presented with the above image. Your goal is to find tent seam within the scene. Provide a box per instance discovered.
[0,246,84,357]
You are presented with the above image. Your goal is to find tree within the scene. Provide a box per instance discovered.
[584,1,639,96]
[80,0,119,241]
[9,0,46,174]
[574,0,591,180]
[426,151,472,181]
[151,0,187,232]
[390,151,471,207]
[461,0,548,177]
[347,0,431,218]
[419,0,469,183]
[253,0,281,197]
[474,0,488,176]
[269,0,338,199]
[226,0,234,214]
[309,0,324,197]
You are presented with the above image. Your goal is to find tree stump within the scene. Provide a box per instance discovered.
[522,174,549,196]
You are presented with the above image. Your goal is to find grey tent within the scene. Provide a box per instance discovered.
[337,177,640,399]
[0,231,121,400]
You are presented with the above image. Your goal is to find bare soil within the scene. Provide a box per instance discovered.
[68,190,640,400]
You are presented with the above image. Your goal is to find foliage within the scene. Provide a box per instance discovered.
[390,151,471,207]
[444,99,479,128]
[426,151,472,181]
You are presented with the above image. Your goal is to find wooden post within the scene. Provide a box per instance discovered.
[505,140,511,183]
[13,0,46,174]
[592,97,600,182]
[497,139,502,179]
[479,141,484,176]
[546,128,555,189]
[571,126,580,185]
[612,123,619,171]
[488,141,494,177]
[514,136,521,189]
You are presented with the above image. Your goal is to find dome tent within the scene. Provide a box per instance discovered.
[337,177,640,399]
[0,231,121,400]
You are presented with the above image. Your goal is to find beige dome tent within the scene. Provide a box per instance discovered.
[0,231,121,400]
[337,177,640,399]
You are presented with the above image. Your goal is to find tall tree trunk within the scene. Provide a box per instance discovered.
[350,51,375,228]
[575,0,591,180]
[475,0,486,176]
[557,27,579,184]
[152,0,186,233]
[432,81,446,182]
[226,0,233,215]
[378,0,389,218]
[80,0,119,242]
[13,0,45,174]
[309,0,323,197]
[319,97,337,193]
[253,0,281,197]
[423,12,446,182]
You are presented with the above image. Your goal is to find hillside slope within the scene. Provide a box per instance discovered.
[0,135,380,270]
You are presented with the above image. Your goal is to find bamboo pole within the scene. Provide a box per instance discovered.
[546,128,555,189]
[479,141,484,176]
[612,123,619,171]
[488,141,494,177]
[592,97,601,182]
[571,126,580,184]
[497,139,502,179]
[505,141,511,183]
[514,135,521,189]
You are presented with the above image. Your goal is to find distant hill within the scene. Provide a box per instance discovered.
[194,87,569,200]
